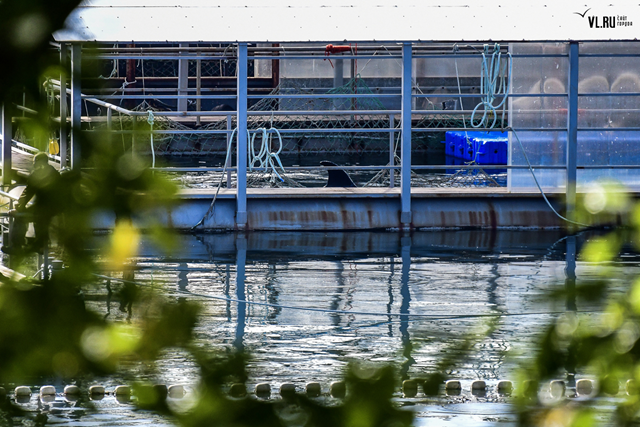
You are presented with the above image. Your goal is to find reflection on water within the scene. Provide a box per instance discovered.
[16,230,640,425]
[90,230,631,384]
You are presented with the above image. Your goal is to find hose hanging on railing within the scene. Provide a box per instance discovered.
[147,110,155,168]
[192,127,242,230]
[470,43,512,129]
[192,126,287,229]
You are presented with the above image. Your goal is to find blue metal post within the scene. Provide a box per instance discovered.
[59,43,68,168]
[401,43,412,225]
[71,44,82,170]
[389,114,395,188]
[177,43,189,112]
[567,42,579,224]
[236,44,248,227]
[1,103,12,186]
[226,114,232,187]
[333,59,344,110]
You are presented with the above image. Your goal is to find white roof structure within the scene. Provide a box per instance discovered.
[54,0,640,43]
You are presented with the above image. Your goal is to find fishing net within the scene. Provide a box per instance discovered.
[106,76,464,156]
[89,76,501,189]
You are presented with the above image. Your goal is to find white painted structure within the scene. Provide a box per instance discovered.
[54,0,640,43]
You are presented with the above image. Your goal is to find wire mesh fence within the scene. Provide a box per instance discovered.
[85,67,502,190]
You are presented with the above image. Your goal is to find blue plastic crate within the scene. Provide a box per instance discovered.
[444,131,507,165]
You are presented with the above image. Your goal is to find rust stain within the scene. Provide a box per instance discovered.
[468,211,478,226]
[488,200,497,229]
[340,210,350,228]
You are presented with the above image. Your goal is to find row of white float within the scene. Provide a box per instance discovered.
[0,378,634,401]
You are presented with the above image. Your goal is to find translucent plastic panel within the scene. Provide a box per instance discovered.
[577,169,640,190]
[508,127,567,191]
[415,56,480,78]
[282,57,403,80]
[510,96,567,129]
[579,44,640,130]
[578,95,640,128]
[281,58,334,79]
[509,43,568,94]
[508,169,566,193]
[576,130,640,165]
[509,42,569,172]
[510,131,566,167]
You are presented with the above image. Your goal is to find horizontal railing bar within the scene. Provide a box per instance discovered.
[579,53,640,58]
[83,94,238,100]
[0,190,19,201]
[150,165,640,173]
[69,107,580,117]
[415,93,567,98]
[84,126,640,133]
[82,93,581,101]
[578,92,640,97]
[81,126,559,134]
[72,108,640,117]
[85,53,570,61]
[14,104,38,115]
[89,127,570,135]
[246,93,397,99]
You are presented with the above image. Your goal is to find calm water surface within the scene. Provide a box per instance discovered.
[8,230,639,425]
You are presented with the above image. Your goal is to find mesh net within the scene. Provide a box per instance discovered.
[93,77,501,189]
[111,76,463,156]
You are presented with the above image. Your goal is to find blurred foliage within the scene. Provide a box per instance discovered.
[512,182,640,426]
[0,0,81,103]
[14,2,640,427]
[0,0,203,413]
[0,3,468,427]
[161,353,415,427]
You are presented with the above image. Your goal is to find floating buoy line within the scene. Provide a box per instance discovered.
[3,378,631,402]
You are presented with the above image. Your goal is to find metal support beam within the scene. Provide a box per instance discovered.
[1,103,12,186]
[177,43,189,112]
[400,43,412,225]
[196,57,202,126]
[71,44,82,170]
[333,59,344,110]
[226,114,232,188]
[389,114,395,188]
[59,43,68,168]
[566,42,579,225]
[236,43,248,227]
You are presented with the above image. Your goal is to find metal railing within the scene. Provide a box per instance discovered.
[37,41,640,226]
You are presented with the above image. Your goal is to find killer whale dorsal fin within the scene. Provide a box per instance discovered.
[320,160,356,187]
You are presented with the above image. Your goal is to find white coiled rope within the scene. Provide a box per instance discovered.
[248,127,286,181]
[192,126,286,229]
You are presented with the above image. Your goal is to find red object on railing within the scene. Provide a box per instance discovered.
[325,44,352,55]
[324,44,352,68]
